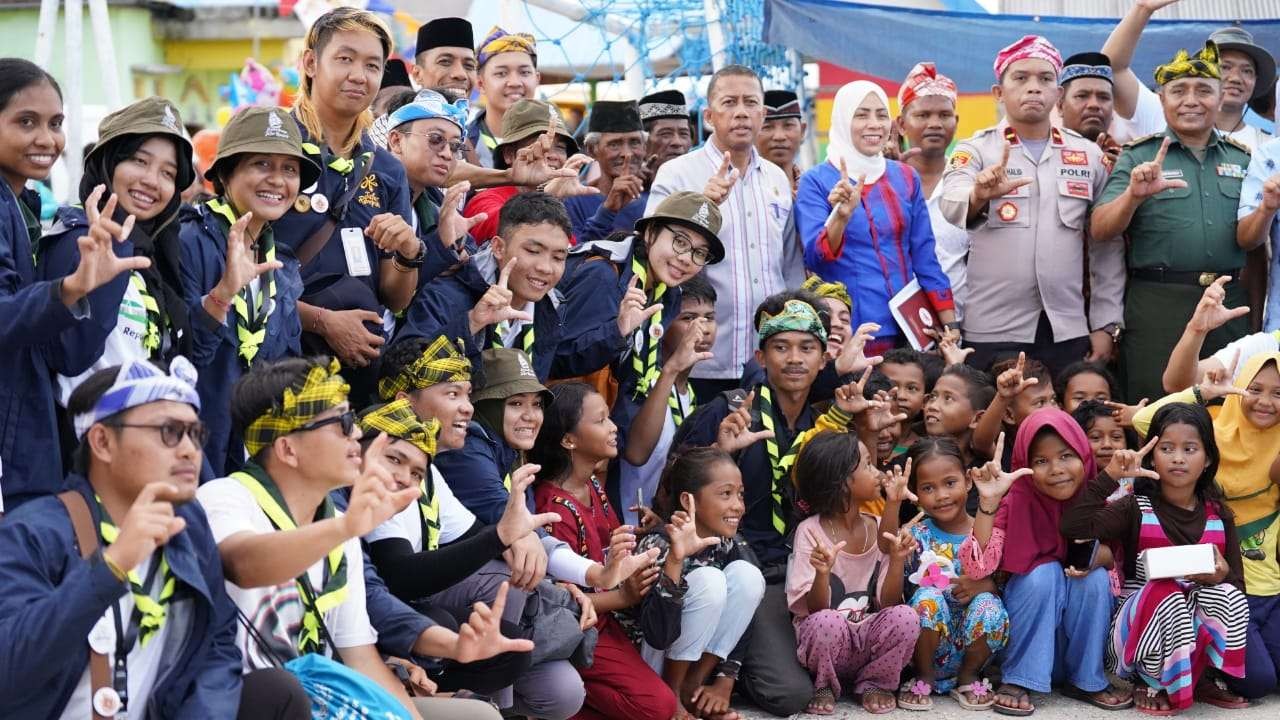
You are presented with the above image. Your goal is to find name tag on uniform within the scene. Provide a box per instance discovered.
[1217,163,1246,179]
[1001,182,1031,198]
[1061,149,1089,166]
[342,227,372,277]
[1005,167,1025,178]
[1059,179,1092,200]
[1058,166,1092,180]
[1162,169,1184,179]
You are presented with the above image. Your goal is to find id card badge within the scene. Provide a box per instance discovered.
[341,227,372,277]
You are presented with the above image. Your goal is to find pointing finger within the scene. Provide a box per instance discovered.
[497,256,517,289]
[1154,136,1171,166]
[839,157,848,183]
[1000,141,1011,167]
[85,185,106,224]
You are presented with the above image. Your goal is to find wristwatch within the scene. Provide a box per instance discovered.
[1098,323,1122,344]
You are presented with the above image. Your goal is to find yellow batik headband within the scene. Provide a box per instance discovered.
[801,276,853,311]
[378,336,472,401]
[244,358,350,456]
[358,398,440,459]
[1155,41,1221,87]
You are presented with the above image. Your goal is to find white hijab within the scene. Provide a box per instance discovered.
[826,80,889,184]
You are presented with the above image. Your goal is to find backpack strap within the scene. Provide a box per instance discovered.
[58,490,112,720]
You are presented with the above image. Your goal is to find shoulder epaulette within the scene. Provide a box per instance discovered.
[1222,135,1252,154]
[1123,132,1163,148]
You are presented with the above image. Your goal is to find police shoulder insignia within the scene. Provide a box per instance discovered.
[949,150,973,168]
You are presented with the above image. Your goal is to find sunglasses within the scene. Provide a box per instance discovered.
[399,130,467,155]
[293,409,357,437]
[112,421,210,448]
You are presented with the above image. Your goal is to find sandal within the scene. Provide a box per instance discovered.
[805,687,836,716]
[1061,683,1133,711]
[896,679,933,711]
[1133,686,1177,717]
[860,687,897,715]
[950,678,996,711]
[1194,677,1249,709]
[992,683,1035,717]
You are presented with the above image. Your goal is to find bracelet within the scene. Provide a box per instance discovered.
[311,308,326,334]
[978,503,999,516]
[1192,384,1205,405]
[394,247,425,269]
[102,553,128,582]
[205,291,232,311]
[391,258,416,273]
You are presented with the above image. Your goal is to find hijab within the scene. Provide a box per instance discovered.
[79,133,192,359]
[1212,352,1280,536]
[825,81,889,184]
[997,407,1095,574]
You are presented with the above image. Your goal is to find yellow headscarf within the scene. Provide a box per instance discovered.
[1213,352,1280,536]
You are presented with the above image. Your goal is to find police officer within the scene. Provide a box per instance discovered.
[941,35,1125,378]
[1092,41,1252,403]
[273,8,423,405]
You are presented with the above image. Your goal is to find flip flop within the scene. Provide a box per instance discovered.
[897,679,933,711]
[950,678,997,711]
[1062,683,1134,711]
[1194,677,1250,709]
[1133,686,1178,717]
[992,683,1035,717]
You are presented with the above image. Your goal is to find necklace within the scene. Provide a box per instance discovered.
[824,514,873,555]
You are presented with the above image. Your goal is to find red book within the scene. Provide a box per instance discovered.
[888,279,940,351]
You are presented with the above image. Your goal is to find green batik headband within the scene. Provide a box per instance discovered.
[759,299,828,346]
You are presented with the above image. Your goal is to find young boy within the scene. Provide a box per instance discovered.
[398,191,633,383]
[923,364,996,470]
[620,271,717,524]
[972,352,1056,466]
[879,348,929,449]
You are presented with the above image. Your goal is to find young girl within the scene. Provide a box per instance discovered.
[1056,361,1119,413]
[1072,399,1140,597]
[531,382,676,720]
[0,59,144,505]
[879,438,1007,711]
[1132,352,1280,701]
[42,97,196,398]
[787,431,919,715]
[966,408,1130,716]
[1062,403,1249,714]
[179,106,320,476]
[627,447,765,720]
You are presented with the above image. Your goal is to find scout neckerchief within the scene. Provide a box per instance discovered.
[548,476,614,556]
[208,198,276,366]
[756,385,804,535]
[413,191,439,234]
[232,463,348,654]
[16,189,39,264]
[300,141,375,222]
[491,320,536,361]
[670,384,696,427]
[418,465,441,552]
[629,257,667,398]
[129,273,163,355]
[94,495,175,647]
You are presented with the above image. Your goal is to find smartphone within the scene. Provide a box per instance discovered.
[636,488,646,511]
[1066,539,1100,571]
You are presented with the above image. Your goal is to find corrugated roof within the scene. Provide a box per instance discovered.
[998,0,1280,20]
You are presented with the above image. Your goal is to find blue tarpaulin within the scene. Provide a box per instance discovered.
[764,0,1280,92]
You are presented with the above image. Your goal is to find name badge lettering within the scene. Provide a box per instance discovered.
[341,227,372,277]
[1161,169,1184,179]
[1057,166,1092,180]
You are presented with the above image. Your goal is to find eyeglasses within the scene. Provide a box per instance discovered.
[293,410,357,437]
[669,229,712,266]
[399,131,466,155]
[112,421,209,448]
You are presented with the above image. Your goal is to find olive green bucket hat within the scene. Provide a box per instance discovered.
[473,348,552,405]
[206,107,322,190]
[633,191,726,265]
[493,98,579,170]
[88,96,196,189]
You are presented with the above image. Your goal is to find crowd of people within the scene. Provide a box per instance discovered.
[4,0,1280,717]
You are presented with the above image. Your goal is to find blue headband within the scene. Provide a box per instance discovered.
[388,89,469,135]
[1060,63,1114,86]
[74,356,201,439]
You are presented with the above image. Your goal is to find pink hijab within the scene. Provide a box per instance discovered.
[996,407,1095,574]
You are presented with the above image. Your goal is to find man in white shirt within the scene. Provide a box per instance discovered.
[647,64,802,396]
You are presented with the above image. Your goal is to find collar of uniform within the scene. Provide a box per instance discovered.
[998,119,1066,147]
[703,138,762,175]
[292,115,376,167]
[1161,125,1228,152]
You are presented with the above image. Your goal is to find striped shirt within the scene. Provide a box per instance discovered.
[646,142,795,380]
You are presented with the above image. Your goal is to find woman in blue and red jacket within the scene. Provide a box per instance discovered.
[795,80,955,356]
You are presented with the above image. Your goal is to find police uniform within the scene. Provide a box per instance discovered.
[272,120,414,401]
[939,121,1125,376]
[1099,128,1253,402]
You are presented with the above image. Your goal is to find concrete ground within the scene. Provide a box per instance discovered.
[734,689,1273,719]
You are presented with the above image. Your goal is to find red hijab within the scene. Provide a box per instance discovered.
[996,407,1095,574]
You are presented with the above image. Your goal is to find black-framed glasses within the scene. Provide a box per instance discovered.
[399,131,466,155]
[669,229,712,266]
[112,421,209,448]
[293,410,357,437]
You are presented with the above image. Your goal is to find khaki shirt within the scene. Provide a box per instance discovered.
[940,121,1125,344]
[1097,128,1250,272]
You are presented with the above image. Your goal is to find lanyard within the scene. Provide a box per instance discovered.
[107,553,163,717]
[128,273,162,355]
[417,471,441,552]
[629,257,667,398]
[96,496,174,648]
[232,468,347,654]
[208,199,277,365]
[670,385,696,427]
[757,386,804,535]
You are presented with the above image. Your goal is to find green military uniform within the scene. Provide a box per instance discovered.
[1098,127,1252,402]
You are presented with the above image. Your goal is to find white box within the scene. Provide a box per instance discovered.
[1139,544,1215,580]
